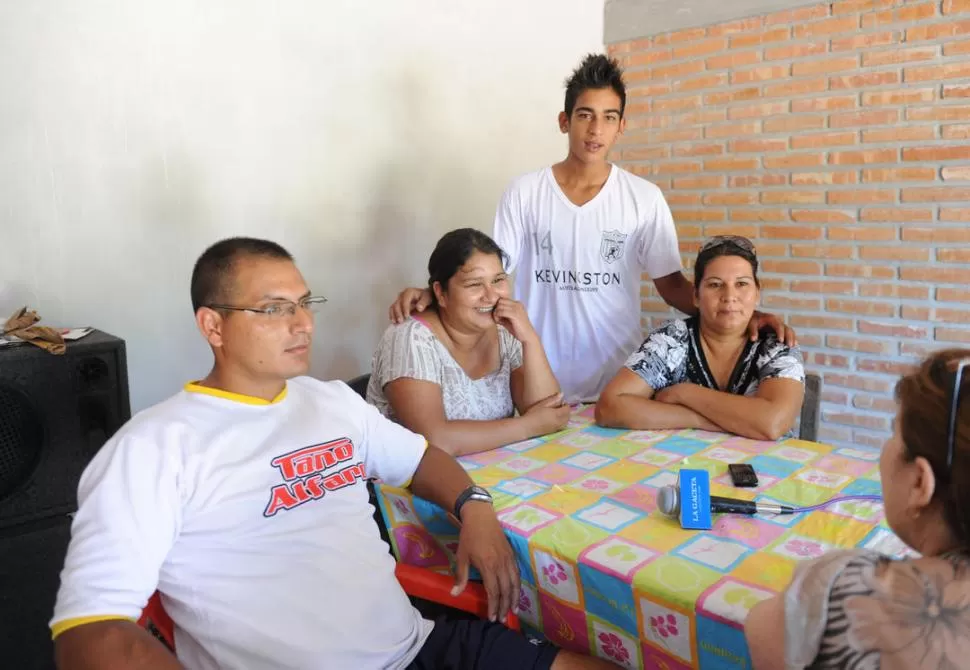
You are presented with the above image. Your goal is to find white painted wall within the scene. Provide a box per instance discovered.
[0,1,603,411]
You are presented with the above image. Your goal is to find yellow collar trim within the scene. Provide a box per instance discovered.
[184,382,288,405]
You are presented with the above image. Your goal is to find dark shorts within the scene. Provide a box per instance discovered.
[407,616,560,670]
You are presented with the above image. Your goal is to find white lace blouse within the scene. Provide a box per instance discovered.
[366,316,523,422]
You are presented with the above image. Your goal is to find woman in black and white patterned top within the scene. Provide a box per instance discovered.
[745,349,970,670]
[595,235,805,440]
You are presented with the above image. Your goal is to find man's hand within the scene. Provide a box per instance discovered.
[389,287,432,324]
[492,297,537,343]
[451,502,520,623]
[748,310,797,347]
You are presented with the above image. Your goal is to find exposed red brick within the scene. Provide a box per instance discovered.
[792,95,858,112]
[858,320,929,338]
[764,153,826,169]
[730,209,789,222]
[792,209,857,223]
[729,27,791,48]
[729,174,788,188]
[828,335,895,355]
[791,171,858,186]
[794,16,860,38]
[858,284,929,299]
[861,208,933,222]
[906,19,970,42]
[830,72,899,89]
[945,124,970,139]
[824,372,893,393]
[831,30,898,51]
[765,42,828,60]
[828,226,897,241]
[863,2,937,27]
[791,244,855,259]
[706,51,762,70]
[792,315,854,330]
[827,264,896,279]
[937,328,970,343]
[862,87,936,106]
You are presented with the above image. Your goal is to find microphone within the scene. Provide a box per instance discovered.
[656,485,793,517]
[656,469,794,529]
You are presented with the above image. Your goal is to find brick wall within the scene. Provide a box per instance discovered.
[608,0,970,448]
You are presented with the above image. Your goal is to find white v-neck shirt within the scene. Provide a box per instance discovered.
[493,164,682,402]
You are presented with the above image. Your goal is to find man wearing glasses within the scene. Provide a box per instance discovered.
[50,238,616,670]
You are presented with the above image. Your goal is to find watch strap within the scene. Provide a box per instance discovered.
[454,485,493,520]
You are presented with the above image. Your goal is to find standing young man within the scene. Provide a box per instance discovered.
[390,54,793,403]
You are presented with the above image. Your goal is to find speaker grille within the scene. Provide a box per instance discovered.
[0,387,43,502]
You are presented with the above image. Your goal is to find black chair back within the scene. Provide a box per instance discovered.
[347,373,370,399]
[799,373,822,442]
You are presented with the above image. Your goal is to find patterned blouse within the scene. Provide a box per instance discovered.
[785,548,970,669]
[366,316,523,422]
[624,317,804,397]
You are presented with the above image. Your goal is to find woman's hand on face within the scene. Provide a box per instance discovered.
[492,297,538,343]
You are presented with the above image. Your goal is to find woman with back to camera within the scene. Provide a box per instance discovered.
[745,348,970,669]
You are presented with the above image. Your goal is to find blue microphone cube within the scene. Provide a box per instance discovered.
[679,469,713,530]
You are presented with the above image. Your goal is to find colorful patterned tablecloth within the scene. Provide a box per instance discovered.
[374,405,907,670]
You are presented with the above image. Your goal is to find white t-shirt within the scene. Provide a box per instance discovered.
[367,317,523,422]
[51,377,432,670]
[493,164,682,402]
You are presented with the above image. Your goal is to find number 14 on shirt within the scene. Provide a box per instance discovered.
[532,232,553,255]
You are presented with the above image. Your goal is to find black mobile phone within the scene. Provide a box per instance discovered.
[728,463,759,488]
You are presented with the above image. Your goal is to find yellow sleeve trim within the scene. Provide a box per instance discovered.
[51,615,136,639]
[401,440,430,489]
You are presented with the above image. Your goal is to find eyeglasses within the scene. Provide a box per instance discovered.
[206,296,328,319]
[700,235,757,255]
[946,358,969,470]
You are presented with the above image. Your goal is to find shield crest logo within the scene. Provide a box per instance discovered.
[600,230,628,264]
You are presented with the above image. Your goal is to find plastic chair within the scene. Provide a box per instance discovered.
[137,592,175,652]
[394,563,520,631]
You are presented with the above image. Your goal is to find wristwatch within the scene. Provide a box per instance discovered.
[454,485,493,520]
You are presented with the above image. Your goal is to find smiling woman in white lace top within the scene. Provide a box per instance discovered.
[367,228,568,456]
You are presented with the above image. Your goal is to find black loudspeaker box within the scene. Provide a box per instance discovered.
[0,330,131,669]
